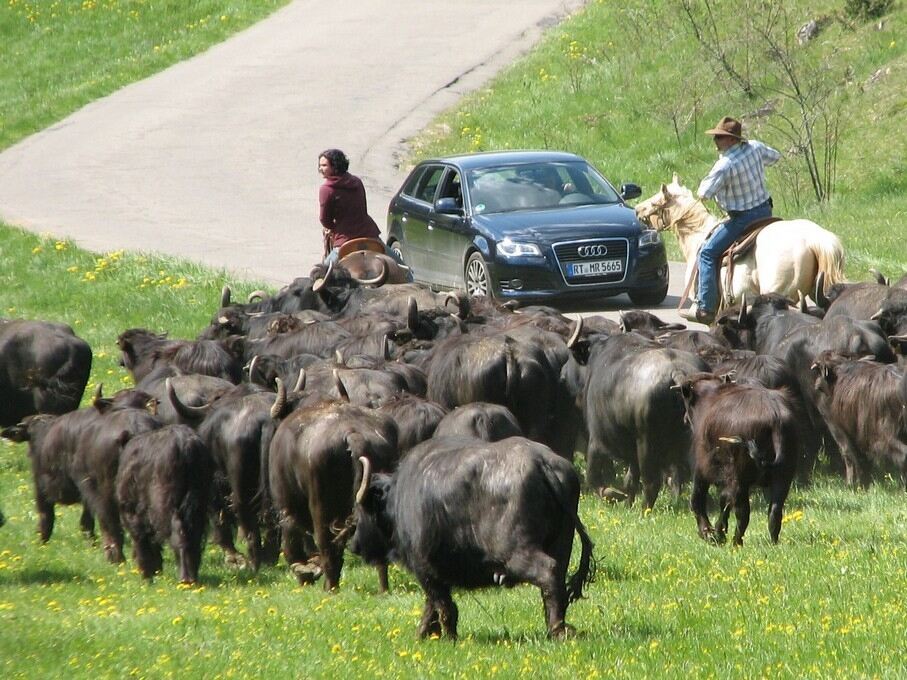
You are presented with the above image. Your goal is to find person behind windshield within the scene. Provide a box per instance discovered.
[318,148,381,263]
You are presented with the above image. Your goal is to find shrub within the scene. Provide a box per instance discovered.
[843,0,894,20]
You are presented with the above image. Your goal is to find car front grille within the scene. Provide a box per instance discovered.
[553,238,629,285]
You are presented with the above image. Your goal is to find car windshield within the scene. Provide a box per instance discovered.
[465,161,622,214]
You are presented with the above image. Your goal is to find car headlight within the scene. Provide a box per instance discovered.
[497,239,542,257]
[639,229,661,246]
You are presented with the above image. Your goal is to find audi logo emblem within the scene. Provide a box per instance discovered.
[577,244,608,258]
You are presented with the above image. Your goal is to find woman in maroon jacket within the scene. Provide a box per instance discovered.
[318,149,381,262]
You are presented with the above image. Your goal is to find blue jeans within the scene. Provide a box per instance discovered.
[696,199,772,312]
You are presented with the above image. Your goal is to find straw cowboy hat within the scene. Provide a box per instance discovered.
[704,116,744,139]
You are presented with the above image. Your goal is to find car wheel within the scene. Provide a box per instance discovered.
[629,282,669,306]
[465,252,490,297]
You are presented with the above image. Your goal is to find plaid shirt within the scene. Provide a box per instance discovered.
[697,140,781,211]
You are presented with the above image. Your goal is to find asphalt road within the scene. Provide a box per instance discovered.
[0,0,697,327]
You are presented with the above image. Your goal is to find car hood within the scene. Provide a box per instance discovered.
[472,204,644,242]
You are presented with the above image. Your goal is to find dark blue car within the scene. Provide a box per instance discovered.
[386,150,668,305]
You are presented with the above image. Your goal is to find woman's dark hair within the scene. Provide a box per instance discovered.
[319,148,349,175]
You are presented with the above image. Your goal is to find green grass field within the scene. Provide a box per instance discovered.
[2,0,907,677]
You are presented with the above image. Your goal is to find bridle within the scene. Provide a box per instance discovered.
[641,195,705,234]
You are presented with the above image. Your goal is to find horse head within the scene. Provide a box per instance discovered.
[636,177,704,235]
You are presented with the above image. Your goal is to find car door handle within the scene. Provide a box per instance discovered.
[401,214,408,223]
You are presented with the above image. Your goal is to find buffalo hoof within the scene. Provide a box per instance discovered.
[224,552,248,570]
[549,622,577,640]
[599,487,628,503]
[104,544,125,564]
[290,560,323,585]
[700,528,726,546]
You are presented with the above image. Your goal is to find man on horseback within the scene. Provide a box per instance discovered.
[680,116,781,324]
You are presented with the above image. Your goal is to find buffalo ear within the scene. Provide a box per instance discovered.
[93,397,115,414]
[660,183,670,198]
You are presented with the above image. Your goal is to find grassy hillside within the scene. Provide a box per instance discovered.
[412,0,907,275]
[0,0,290,150]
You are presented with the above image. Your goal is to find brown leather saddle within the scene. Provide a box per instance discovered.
[678,216,783,310]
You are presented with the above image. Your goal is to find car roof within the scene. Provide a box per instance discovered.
[419,150,586,171]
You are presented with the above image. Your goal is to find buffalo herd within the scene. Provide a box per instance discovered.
[1,263,906,639]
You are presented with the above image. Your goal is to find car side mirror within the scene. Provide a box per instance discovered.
[434,197,463,215]
[620,183,642,201]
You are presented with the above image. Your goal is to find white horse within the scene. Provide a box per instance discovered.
[635,175,846,309]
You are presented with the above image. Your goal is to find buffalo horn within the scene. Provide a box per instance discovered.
[718,435,743,444]
[92,383,103,404]
[292,368,306,393]
[618,311,628,333]
[567,316,584,348]
[355,455,371,504]
[247,355,260,382]
[814,271,829,309]
[382,333,391,360]
[870,309,884,321]
[220,285,231,308]
[270,378,287,419]
[445,291,470,319]
[166,378,210,420]
[869,268,889,286]
[333,369,350,402]
[334,349,344,366]
[247,290,268,303]
[312,260,334,292]
[798,291,808,314]
[351,260,387,287]
[407,296,418,331]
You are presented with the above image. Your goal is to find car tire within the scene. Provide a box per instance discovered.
[465,252,491,297]
[629,282,669,306]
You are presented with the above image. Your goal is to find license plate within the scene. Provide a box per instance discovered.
[567,259,623,277]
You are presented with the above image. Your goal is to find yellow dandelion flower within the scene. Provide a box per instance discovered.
[32,246,43,254]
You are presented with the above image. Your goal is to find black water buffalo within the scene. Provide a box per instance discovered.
[136,366,235,425]
[269,401,399,591]
[245,353,321,390]
[117,425,213,583]
[0,319,92,426]
[377,395,446,454]
[117,328,244,383]
[219,277,327,316]
[713,353,817,482]
[349,436,595,640]
[810,352,907,489]
[190,382,283,570]
[569,330,708,507]
[617,310,686,336]
[679,374,799,545]
[433,402,523,442]
[240,321,352,361]
[0,388,160,557]
[427,333,559,452]
[712,294,819,353]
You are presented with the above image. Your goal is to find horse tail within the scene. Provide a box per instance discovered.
[809,226,846,290]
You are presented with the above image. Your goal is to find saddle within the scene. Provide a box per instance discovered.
[677,216,783,310]
[337,237,386,260]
